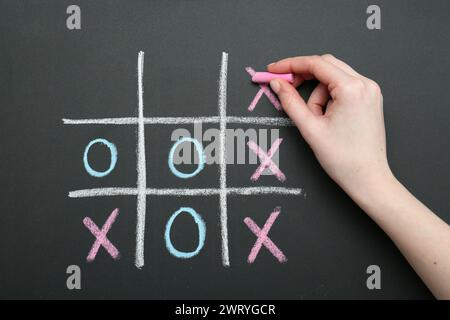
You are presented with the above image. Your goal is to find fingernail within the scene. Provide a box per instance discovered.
[267,62,276,67]
[270,79,280,94]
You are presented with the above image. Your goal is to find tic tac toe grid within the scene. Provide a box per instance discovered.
[63,51,303,268]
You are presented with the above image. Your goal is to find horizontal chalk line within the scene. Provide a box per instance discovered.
[62,116,294,126]
[226,117,293,126]
[68,187,303,198]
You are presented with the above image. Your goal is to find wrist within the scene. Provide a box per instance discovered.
[342,166,399,213]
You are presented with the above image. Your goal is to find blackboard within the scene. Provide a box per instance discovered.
[1,0,448,299]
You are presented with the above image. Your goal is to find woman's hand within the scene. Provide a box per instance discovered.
[268,54,450,299]
[268,54,392,198]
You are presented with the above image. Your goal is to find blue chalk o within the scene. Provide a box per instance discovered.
[83,138,117,178]
[164,207,206,259]
[168,137,205,179]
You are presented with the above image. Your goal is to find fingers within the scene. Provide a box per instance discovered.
[268,55,353,88]
[292,74,305,87]
[269,79,316,132]
[307,83,329,116]
[321,54,361,77]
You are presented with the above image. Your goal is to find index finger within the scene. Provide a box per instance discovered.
[268,56,353,87]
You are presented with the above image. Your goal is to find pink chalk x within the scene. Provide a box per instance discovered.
[83,208,120,262]
[244,207,287,264]
[247,138,286,183]
[251,72,294,84]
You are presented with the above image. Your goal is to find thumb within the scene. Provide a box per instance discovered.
[270,79,316,133]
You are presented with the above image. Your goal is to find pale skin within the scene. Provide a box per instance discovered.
[267,54,450,299]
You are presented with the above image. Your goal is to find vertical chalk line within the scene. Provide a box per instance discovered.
[135,51,147,268]
[218,52,230,267]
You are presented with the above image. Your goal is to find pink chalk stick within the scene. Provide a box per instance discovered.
[252,72,294,84]
[245,67,281,111]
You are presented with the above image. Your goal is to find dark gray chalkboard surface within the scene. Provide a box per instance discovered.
[1,0,448,299]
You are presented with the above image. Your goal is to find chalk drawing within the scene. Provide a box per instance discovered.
[63,51,305,268]
[83,138,117,178]
[164,207,206,259]
[247,138,286,182]
[68,186,303,198]
[83,208,120,262]
[168,137,205,179]
[63,116,294,126]
[135,51,147,269]
[244,207,287,263]
[218,52,230,267]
